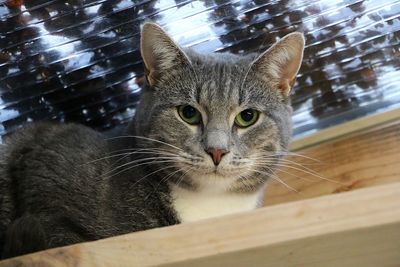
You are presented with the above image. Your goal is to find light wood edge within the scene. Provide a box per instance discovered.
[290,107,400,151]
[2,182,400,267]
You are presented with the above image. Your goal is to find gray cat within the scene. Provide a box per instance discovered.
[0,23,304,259]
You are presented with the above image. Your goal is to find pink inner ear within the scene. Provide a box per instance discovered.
[278,78,297,96]
[140,23,191,88]
[146,69,158,87]
[278,79,290,97]
[252,32,305,97]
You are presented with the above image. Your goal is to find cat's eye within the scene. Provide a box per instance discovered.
[234,109,259,128]
[177,105,202,125]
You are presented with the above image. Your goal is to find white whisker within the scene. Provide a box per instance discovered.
[105,135,183,152]
[256,160,341,185]
[273,151,322,163]
[104,158,183,179]
[83,149,179,166]
[132,165,178,188]
[144,166,194,200]
[251,168,299,193]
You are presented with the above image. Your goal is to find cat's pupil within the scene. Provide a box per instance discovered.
[183,105,197,118]
[241,109,254,122]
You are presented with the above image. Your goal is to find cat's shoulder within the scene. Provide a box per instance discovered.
[3,122,107,159]
[7,122,102,144]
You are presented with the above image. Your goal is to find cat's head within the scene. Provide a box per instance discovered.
[133,23,304,193]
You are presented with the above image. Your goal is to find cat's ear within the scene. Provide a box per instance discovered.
[140,23,190,87]
[251,32,305,97]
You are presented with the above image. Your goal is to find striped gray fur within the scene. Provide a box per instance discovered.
[0,23,304,258]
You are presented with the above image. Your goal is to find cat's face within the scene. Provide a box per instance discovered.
[134,23,304,193]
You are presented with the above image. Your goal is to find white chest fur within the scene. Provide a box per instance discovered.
[171,185,263,223]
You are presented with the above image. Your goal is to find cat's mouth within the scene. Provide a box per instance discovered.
[211,165,221,174]
[177,159,251,178]
[196,165,246,178]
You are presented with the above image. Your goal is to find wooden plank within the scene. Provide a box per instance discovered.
[290,107,400,151]
[264,120,400,206]
[1,182,400,267]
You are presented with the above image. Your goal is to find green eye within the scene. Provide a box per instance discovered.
[178,105,202,125]
[235,109,259,128]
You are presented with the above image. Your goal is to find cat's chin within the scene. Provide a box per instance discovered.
[177,162,253,191]
[190,167,247,181]
[186,171,247,193]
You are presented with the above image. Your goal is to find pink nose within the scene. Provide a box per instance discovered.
[206,148,229,166]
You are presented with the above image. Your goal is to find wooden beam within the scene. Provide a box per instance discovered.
[264,120,400,206]
[2,182,400,267]
[290,107,400,151]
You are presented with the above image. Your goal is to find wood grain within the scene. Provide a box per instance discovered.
[264,121,400,206]
[1,182,400,267]
[289,107,400,151]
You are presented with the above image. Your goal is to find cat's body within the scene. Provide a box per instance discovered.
[0,123,179,258]
[0,23,304,259]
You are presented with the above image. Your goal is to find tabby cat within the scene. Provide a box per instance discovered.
[0,23,304,258]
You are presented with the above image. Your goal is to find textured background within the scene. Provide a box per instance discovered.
[0,0,399,141]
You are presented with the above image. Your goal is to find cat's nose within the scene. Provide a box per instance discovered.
[205,148,229,166]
